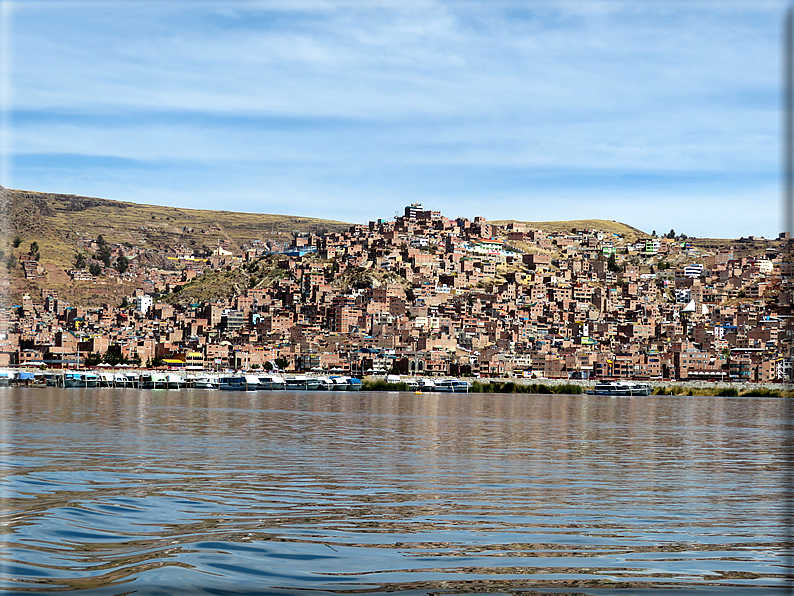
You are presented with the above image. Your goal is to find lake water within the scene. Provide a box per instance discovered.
[1,388,792,595]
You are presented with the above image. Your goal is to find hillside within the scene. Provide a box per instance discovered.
[2,186,774,307]
[491,218,647,242]
[1,187,351,305]
[6,187,349,261]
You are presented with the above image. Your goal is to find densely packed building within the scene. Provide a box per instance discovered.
[2,203,792,382]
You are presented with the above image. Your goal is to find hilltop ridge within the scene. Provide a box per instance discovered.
[2,187,351,303]
[0,187,775,306]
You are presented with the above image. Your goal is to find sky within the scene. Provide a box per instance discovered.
[0,0,788,238]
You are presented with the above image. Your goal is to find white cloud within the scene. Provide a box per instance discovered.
[5,0,788,237]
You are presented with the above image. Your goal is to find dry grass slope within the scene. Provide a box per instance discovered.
[492,218,647,242]
[3,187,351,303]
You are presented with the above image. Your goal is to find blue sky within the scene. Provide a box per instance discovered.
[0,0,787,238]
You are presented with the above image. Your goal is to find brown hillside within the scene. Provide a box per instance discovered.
[2,187,350,304]
[492,218,648,242]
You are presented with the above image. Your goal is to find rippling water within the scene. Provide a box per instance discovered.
[1,388,791,595]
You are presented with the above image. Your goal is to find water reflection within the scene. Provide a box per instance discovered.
[1,388,790,594]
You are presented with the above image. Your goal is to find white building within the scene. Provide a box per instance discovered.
[133,294,153,314]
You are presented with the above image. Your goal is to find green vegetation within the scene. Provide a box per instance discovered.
[715,387,740,397]
[471,381,582,394]
[334,265,411,291]
[362,379,408,391]
[167,268,250,305]
[653,385,790,397]
[84,350,133,367]
[6,188,349,269]
[115,255,129,274]
[740,388,781,398]
[96,244,112,267]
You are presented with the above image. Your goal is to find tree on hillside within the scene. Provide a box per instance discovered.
[74,253,86,269]
[89,263,102,276]
[12,237,21,248]
[97,245,112,267]
[115,255,129,274]
[607,252,622,273]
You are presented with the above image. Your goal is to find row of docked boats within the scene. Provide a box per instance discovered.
[0,369,472,393]
[40,371,365,391]
[209,374,364,391]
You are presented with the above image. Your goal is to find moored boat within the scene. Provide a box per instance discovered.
[257,375,286,390]
[141,373,168,389]
[285,376,320,390]
[243,375,262,390]
[166,373,186,389]
[80,372,100,387]
[434,379,471,393]
[114,373,132,388]
[587,381,652,396]
[345,377,363,391]
[315,376,333,390]
[98,372,115,387]
[60,372,82,388]
[417,378,436,392]
[219,375,247,391]
[191,375,220,389]
[328,376,349,391]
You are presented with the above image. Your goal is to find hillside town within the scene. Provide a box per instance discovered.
[2,203,793,383]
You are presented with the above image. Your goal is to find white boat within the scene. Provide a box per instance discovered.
[434,379,471,393]
[124,372,141,388]
[98,372,115,387]
[0,370,14,387]
[315,376,333,390]
[80,372,100,387]
[587,381,652,396]
[166,373,186,389]
[114,374,132,387]
[285,376,320,390]
[244,375,262,390]
[192,375,220,389]
[257,375,286,390]
[328,376,349,391]
[141,373,168,389]
[417,378,436,391]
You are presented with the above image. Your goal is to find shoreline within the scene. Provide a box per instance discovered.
[362,375,794,397]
